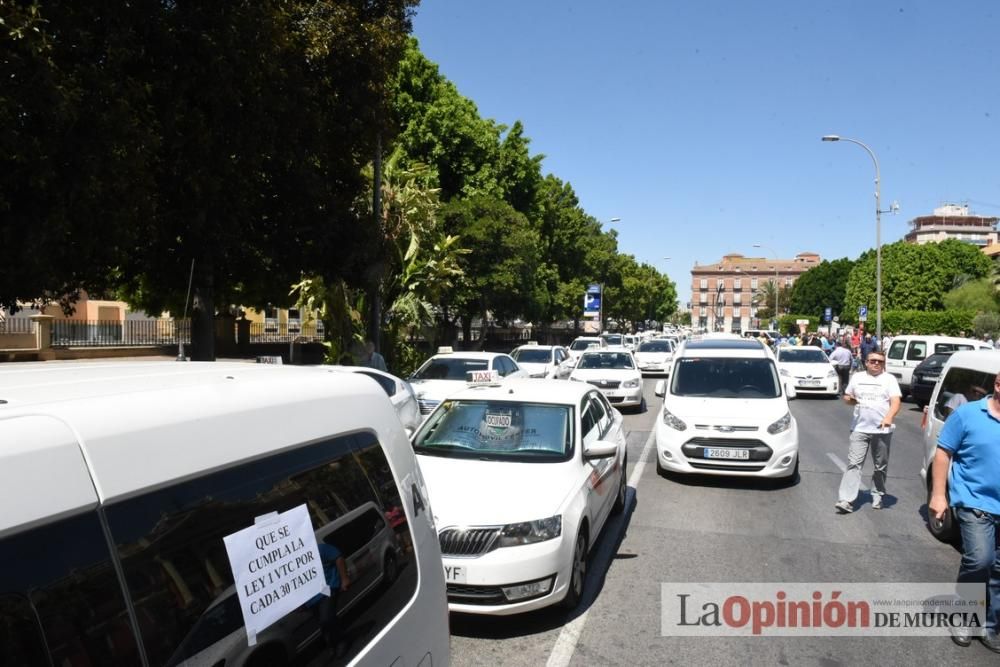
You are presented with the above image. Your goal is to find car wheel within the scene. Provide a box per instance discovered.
[560,530,588,610]
[612,456,628,514]
[926,475,960,544]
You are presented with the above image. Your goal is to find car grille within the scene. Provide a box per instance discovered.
[689,462,766,472]
[607,396,624,404]
[694,424,759,432]
[439,527,502,557]
[586,380,621,389]
[681,437,773,462]
[418,399,440,415]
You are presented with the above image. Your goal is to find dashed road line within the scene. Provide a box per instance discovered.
[545,428,656,667]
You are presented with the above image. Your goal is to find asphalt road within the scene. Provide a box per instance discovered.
[447,380,991,666]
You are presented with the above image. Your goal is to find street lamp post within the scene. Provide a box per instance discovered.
[822,135,884,340]
[753,244,779,330]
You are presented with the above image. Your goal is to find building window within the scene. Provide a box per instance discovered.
[699,293,708,304]
[785,277,793,287]
[751,278,758,289]
[734,279,742,290]
[734,293,742,304]
[733,306,742,317]
[700,279,708,289]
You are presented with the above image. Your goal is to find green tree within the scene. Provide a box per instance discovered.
[753,281,790,321]
[789,258,855,320]
[942,278,1000,313]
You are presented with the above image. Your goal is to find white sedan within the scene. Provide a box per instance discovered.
[413,378,627,614]
[408,349,527,416]
[776,345,840,396]
[316,365,421,435]
[510,343,574,379]
[568,350,644,410]
[634,339,674,375]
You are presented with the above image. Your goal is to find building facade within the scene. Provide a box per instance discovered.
[904,204,999,246]
[690,252,822,333]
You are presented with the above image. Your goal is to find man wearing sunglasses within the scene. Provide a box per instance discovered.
[835,350,902,513]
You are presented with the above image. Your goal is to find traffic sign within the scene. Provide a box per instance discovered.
[858,305,868,322]
[824,307,832,323]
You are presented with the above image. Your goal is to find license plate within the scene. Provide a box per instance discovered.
[799,379,821,386]
[443,564,466,583]
[704,448,750,460]
[602,389,619,397]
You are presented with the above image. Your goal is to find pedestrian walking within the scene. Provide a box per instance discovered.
[828,341,853,395]
[859,332,878,364]
[929,371,1000,651]
[835,350,901,513]
[362,340,388,372]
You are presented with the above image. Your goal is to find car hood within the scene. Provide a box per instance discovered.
[409,378,464,401]
[778,362,835,378]
[570,368,640,381]
[416,455,575,526]
[664,395,790,425]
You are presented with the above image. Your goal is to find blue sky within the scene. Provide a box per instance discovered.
[411,1,999,304]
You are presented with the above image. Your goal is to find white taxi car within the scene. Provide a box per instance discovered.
[568,350,643,410]
[775,345,840,396]
[413,377,627,614]
[634,338,674,376]
[567,336,607,363]
[510,342,574,379]
[654,339,799,480]
[408,349,526,416]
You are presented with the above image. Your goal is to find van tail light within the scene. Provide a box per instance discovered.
[920,406,928,430]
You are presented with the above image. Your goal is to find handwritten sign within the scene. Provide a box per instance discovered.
[223,504,326,645]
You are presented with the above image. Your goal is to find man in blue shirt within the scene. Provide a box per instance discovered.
[931,371,1000,652]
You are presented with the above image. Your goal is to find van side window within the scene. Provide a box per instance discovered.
[104,433,416,667]
[887,340,906,360]
[0,511,141,666]
[934,367,996,421]
[906,341,927,361]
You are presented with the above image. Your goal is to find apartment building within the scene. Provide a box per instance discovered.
[690,252,821,333]
[904,203,999,246]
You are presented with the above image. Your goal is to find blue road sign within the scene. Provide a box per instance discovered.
[824,307,832,322]
[859,305,868,321]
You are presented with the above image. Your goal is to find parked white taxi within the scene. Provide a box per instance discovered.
[775,345,840,397]
[634,338,674,376]
[569,349,644,411]
[408,348,526,416]
[510,342,574,379]
[413,376,627,614]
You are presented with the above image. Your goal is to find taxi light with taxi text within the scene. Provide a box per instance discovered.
[497,515,562,547]
[768,412,792,435]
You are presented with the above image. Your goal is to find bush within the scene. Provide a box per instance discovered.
[973,312,1000,341]
[881,310,976,335]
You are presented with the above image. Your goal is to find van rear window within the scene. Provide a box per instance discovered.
[104,433,417,667]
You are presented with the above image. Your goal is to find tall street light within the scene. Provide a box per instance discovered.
[822,134,883,340]
[753,244,779,329]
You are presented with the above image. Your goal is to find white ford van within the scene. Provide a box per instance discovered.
[0,361,449,667]
[884,334,990,396]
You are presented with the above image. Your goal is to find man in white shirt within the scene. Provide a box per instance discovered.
[828,341,854,396]
[835,350,902,512]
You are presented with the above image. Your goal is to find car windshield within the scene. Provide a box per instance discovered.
[638,341,671,353]
[602,334,623,345]
[778,349,829,363]
[570,339,599,351]
[512,348,551,363]
[413,401,572,462]
[578,352,635,370]
[672,357,780,398]
[411,357,489,380]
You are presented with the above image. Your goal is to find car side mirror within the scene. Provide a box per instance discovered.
[583,440,618,459]
[654,380,667,397]
[785,382,797,399]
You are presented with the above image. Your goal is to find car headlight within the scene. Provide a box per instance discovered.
[662,407,687,431]
[826,369,837,378]
[622,378,640,389]
[768,412,792,435]
[497,515,562,547]
[779,368,790,377]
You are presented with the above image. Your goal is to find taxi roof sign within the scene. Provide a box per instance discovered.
[437,346,454,354]
[526,340,539,346]
[466,369,500,386]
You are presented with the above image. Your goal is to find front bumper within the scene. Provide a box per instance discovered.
[787,375,839,395]
[443,534,573,615]
[655,419,799,479]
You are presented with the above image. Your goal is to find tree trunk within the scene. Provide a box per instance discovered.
[190,259,215,361]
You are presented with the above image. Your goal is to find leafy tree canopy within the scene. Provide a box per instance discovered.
[789,258,855,320]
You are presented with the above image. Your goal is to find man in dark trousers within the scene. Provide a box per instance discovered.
[828,340,854,396]
[859,332,878,364]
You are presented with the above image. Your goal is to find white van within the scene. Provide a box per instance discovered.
[919,350,1000,543]
[0,361,449,667]
[885,334,990,396]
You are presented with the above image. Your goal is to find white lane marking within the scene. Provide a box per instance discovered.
[826,452,869,491]
[546,428,656,667]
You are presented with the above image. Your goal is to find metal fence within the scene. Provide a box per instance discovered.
[249,321,324,343]
[51,319,190,347]
[0,318,35,334]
